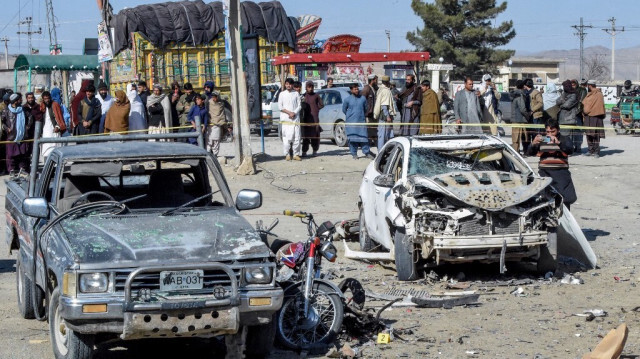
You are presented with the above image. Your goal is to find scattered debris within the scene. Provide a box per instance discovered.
[582,323,628,359]
[335,219,359,241]
[411,294,480,309]
[340,343,357,358]
[576,309,607,322]
[446,282,471,290]
[560,274,584,285]
[510,287,527,297]
[343,240,393,262]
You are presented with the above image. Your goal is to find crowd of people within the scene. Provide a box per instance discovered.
[0,79,230,175]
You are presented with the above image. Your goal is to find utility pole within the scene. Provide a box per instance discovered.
[385,30,390,52]
[1,37,9,69]
[572,17,592,81]
[45,0,61,54]
[603,17,624,82]
[17,17,42,55]
[228,0,254,174]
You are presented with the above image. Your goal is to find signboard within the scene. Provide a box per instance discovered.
[243,36,261,121]
[427,63,454,71]
[97,21,113,63]
[384,64,413,70]
[600,86,617,105]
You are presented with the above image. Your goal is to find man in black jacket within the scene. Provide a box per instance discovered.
[76,85,102,135]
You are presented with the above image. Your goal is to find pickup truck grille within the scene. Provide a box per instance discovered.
[114,268,242,292]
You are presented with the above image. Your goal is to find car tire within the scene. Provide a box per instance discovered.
[537,231,558,273]
[244,314,276,358]
[393,229,418,281]
[333,121,347,147]
[359,208,375,252]
[50,288,95,359]
[16,253,35,319]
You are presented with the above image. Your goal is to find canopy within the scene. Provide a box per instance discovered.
[14,55,100,71]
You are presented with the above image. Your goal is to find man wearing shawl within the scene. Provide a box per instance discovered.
[418,80,441,135]
[127,83,147,132]
[104,90,131,134]
[557,80,580,143]
[454,77,484,134]
[1,94,33,172]
[50,88,71,131]
[373,75,396,150]
[39,91,68,162]
[75,84,102,136]
[70,79,94,131]
[581,80,606,158]
[97,80,114,133]
[398,74,422,136]
[146,85,172,139]
[479,74,500,135]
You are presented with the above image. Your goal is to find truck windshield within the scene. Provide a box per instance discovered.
[57,157,227,212]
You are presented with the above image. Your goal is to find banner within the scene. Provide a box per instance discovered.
[97,21,114,63]
[223,0,232,60]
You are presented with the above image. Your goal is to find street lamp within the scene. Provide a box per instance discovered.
[439,57,444,63]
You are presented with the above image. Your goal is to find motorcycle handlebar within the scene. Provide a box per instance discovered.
[283,210,309,218]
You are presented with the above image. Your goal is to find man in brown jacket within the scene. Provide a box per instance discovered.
[418,80,441,134]
[581,80,606,157]
[207,91,227,156]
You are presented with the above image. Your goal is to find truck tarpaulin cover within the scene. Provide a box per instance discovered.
[111,0,299,55]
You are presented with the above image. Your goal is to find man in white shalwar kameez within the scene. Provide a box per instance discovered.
[97,81,113,133]
[277,78,301,161]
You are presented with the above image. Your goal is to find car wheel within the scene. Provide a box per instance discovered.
[50,288,95,359]
[333,121,347,147]
[393,229,418,281]
[359,208,375,252]
[16,254,35,319]
[244,314,276,358]
[537,231,558,273]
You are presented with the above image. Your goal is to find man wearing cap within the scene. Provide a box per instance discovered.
[177,83,197,135]
[278,78,302,161]
[208,91,227,156]
[1,94,33,173]
[96,80,113,133]
[76,85,102,136]
[361,74,378,140]
[581,80,606,158]
[373,75,396,150]
[479,74,500,135]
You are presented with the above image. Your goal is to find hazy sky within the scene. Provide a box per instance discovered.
[1,0,639,64]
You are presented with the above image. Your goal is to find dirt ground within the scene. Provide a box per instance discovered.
[1,124,639,359]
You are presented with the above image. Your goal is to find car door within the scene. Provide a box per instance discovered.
[319,90,342,137]
[361,143,397,244]
[374,143,406,248]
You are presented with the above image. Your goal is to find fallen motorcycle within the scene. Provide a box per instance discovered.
[268,210,345,350]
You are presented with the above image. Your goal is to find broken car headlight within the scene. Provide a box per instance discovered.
[320,241,338,262]
[79,273,109,293]
[245,267,272,284]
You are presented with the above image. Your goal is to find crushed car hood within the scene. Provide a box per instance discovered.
[58,208,270,265]
[409,171,552,211]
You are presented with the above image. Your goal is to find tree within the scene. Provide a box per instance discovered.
[407,0,516,80]
[584,53,610,82]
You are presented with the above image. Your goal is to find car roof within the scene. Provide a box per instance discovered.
[51,141,209,161]
[390,134,507,150]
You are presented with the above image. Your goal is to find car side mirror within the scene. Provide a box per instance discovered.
[22,197,49,218]
[373,174,395,188]
[236,189,262,211]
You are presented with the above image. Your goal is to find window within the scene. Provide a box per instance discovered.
[325,91,342,105]
[376,144,396,173]
[407,146,520,177]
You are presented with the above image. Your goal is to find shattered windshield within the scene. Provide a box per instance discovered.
[408,146,520,177]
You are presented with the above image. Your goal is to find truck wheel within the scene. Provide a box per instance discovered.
[50,288,94,359]
[244,314,276,358]
[16,254,35,319]
[394,229,418,281]
[359,208,375,252]
[333,121,347,147]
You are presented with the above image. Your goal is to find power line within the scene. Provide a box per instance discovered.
[572,17,593,80]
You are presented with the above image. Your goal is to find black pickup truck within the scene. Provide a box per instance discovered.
[5,128,282,359]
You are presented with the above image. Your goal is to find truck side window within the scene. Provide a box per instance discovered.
[40,158,59,203]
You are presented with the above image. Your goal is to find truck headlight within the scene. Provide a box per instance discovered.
[244,267,272,284]
[79,273,109,293]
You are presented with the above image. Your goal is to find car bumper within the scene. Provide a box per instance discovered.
[61,288,283,337]
[426,232,548,263]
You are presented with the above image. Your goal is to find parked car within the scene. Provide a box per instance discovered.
[6,129,283,359]
[316,87,352,147]
[358,134,563,280]
[497,91,512,123]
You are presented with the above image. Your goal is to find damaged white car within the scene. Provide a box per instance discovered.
[358,135,563,281]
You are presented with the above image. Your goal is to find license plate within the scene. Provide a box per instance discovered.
[159,270,204,291]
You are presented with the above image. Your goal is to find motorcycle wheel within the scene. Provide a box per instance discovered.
[276,282,344,350]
